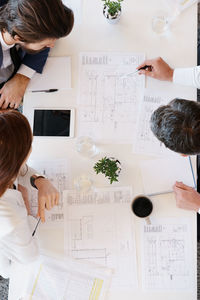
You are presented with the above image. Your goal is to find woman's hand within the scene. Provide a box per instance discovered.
[35,178,60,222]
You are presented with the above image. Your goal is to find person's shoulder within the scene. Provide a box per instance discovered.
[0,190,23,239]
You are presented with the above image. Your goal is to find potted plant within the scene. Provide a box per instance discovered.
[102,0,123,24]
[94,156,121,184]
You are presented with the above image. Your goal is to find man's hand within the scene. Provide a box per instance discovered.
[0,73,30,109]
[137,57,174,81]
[35,178,59,223]
[173,181,200,211]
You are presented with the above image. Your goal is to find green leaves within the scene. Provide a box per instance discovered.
[94,156,121,184]
[102,0,123,17]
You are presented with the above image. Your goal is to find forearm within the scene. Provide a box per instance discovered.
[18,165,42,189]
[173,66,200,89]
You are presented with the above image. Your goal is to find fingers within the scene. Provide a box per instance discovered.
[138,69,154,77]
[0,93,6,108]
[137,59,156,70]
[174,181,193,191]
[38,197,46,223]
[55,192,59,205]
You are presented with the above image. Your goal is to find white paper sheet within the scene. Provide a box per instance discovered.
[27,57,71,91]
[28,159,70,226]
[64,187,138,291]
[140,156,195,195]
[77,52,145,143]
[133,89,178,156]
[141,217,195,291]
[23,255,112,300]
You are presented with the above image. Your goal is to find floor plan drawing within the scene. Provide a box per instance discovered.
[64,187,138,290]
[141,218,195,291]
[77,52,145,142]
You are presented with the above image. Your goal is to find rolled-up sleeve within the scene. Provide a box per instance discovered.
[18,165,39,189]
[173,66,200,89]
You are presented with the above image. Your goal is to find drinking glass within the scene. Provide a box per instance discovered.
[74,175,93,193]
[152,13,170,35]
[76,136,99,158]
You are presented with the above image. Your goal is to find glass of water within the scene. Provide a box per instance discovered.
[152,13,170,36]
[74,175,93,193]
[76,136,99,158]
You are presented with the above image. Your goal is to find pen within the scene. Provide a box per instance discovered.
[189,156,197,189]
[32,218,41,237]
[122,65,152,78]
[147,190,173,197]
[32,89,58,93]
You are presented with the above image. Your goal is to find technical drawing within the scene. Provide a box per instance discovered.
[78,53,145,142]
[142,220,194,291]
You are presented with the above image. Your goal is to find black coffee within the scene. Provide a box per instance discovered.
[131,196,153,218]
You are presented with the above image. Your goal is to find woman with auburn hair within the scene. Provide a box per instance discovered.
[0,109,59,278]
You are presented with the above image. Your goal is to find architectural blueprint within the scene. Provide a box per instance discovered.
[24,255,112,300]
[77,52,145,143]
[133,89,177,156]
[28,159,70,226]
[63,187,138,290]
[141,218,195,291]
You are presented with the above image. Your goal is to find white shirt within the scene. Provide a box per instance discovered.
[0,165,39,278]
[173,66,200,88]
[0,31,35,81]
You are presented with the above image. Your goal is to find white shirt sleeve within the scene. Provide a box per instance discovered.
[173,66,200,89]
[18,164,40,189]
[17,64,36,79]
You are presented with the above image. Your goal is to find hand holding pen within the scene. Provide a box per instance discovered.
[137,57,174,81]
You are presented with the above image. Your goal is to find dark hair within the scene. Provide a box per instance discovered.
[150,98,200,155]
[0,110,32,197]
[0,0,74,43]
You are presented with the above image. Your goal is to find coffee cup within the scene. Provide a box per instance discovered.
[131,195,153,224]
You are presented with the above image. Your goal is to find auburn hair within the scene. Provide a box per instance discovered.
[0,0,74,43]
[0,110,32,197]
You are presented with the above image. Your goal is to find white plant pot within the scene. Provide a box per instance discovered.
[103,6,121,24]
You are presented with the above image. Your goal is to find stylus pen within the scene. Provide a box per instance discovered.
[32,89,58,93]
[189,156,197,189]
[32,218,41,237]
[122,65,152,78]
[147,190,173,197]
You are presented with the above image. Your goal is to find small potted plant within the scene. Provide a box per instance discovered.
[94,156,121,184]
[102,0,123,24]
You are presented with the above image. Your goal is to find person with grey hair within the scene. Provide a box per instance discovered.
[150,98,200,216]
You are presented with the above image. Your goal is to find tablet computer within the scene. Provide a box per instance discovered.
[33,108,75,138]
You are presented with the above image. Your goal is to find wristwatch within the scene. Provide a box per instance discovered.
[30,174,45,189]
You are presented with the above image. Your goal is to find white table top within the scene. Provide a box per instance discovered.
[12,0,198,299]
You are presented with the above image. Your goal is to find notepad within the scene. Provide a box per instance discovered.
[140,156,195,196]
[27,56,71,91]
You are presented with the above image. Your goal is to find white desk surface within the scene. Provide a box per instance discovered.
[17,0,198,299]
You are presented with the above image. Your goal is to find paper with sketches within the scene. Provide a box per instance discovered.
[77,52,145,143]
[23,255,112,300]
[133,89,177,156]
[140,156,195,195]
[141,218,195,291]
[28,159,70,226]
[64,187,138,290]
[27,57,71,91]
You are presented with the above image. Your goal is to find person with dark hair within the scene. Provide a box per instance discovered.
[0,0,74,109]
[150,98,200,214]
[0,109,59,278]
